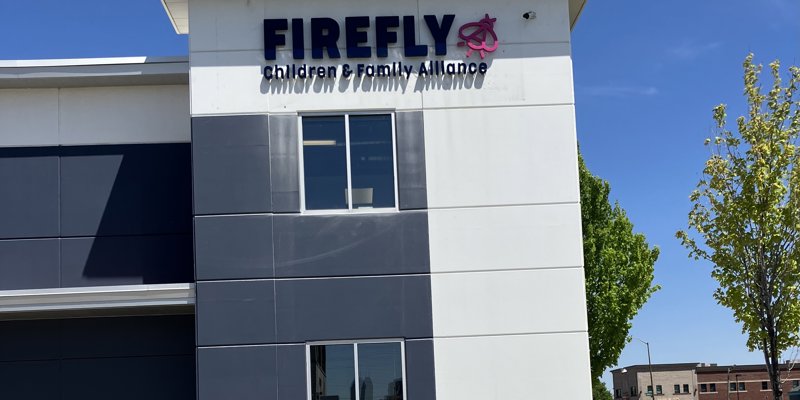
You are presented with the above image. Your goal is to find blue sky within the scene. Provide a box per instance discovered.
[572,0,800,387]
[2,0,799,391]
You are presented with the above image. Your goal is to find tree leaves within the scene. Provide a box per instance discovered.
[677,54,800,400]
[580,152,660,380]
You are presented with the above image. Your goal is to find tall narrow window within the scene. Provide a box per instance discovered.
[709,383,716,392]
[683,384,689,393]
[301,114,396,211]
[308,340,405,400]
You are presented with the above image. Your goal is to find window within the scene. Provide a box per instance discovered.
[700,383,708,393]
[709,383,716,392]
[614,389,621,398]
[730,382,736,391]
[631,386,637,395]
[794,380,799,388]
[300,114,397,212]
[647,385,653,395]
[762,381,768,390]
[674,384,680,394]
[739,382,746,391]
[308,340,405,400]
[656,385,663,395]
[683,384,689,393]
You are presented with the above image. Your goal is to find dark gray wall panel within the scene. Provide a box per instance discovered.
[395,111,427,210]
[406,339,437,400]
[275,275,433,342]
[197,345,277,400]
[0,147,59,239]
[0,239,59,290]
[0,319,62,362]
[61,234,193,287]
[276,344,307,400]
[273,212,430,278]
[269,114,300,213]
[61,355,195,400]
[196,280,276,346]
[60,315,195,359]
[60,144,192,237]
[0,360,60,400]
[192,115,271,215]
[195,215,274,280]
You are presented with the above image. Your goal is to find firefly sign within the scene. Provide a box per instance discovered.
[262,14,499,80]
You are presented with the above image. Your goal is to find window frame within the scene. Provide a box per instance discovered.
[305,338,407,400]
[298,112,400,214]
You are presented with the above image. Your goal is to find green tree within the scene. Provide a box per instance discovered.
[579,153,660,385]
[677,54,800,400]
[591,377,613,400]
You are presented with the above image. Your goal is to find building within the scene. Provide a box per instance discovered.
[612,363,800,400]
[612,363,703,400]
[0,0,590,399]
[696,364,800,400]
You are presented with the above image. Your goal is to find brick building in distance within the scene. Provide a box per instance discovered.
[612,363,800,400]
[696,364,800,400]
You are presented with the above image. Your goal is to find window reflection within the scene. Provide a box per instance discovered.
[349,115,395,209]
[310,344,355,400]
[358,342,403,400]
[303,116,348,210]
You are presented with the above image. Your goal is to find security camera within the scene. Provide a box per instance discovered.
[522,11,536,20]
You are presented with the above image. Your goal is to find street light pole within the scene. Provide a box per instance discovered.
[638,339,655,400]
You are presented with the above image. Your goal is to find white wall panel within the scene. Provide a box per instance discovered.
[431,268,587,337]
[424,105,579,208]
[59,85,190,145]
[428,203,582,273]
[419,0,570,45]
[433,332,592,400]
[190,51,269,115]
[189,0,419,53]
[0,89,59,147]
[419,43,573,109]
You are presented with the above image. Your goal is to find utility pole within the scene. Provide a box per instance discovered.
[734,374,740,400]
[638,339,655,400]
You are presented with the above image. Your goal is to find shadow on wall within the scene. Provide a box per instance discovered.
[59,144,193,286]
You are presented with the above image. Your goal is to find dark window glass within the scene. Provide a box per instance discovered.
[357,342,403,400]
[310,344,355,400]
[739,382,745,391]
[656,385,662,395]
[631,386,637,395]
[794,380,799,388]
[674,384,680,394]
[700,384,707,393]
[303,117,348,210]
[647,385,653,395]
[710,383,716,392]
[348,115,395,209]
[683,384,689,393]
[762,381,768,390]
[730,382,736,391]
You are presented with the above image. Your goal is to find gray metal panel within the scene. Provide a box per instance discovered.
[61,235,193,287]
[0,147,59,239]
[196,280,276,346]
[275,275,433,343]
[395,111,428,210]
[60,315,195,359]
[0,319,62,361]
[192,115,272,215]
[276,344,307,400]
[406,339,437,400]
[194,215,274,280]
[0,239,60,290]
[0,360,60,399]
[269,114,300,213]
[60,144,192,237]
[61,355,195,400]
[197,345,277,400]
[273,212,430,278]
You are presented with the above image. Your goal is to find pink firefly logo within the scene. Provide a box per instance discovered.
[457,14,499,59]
